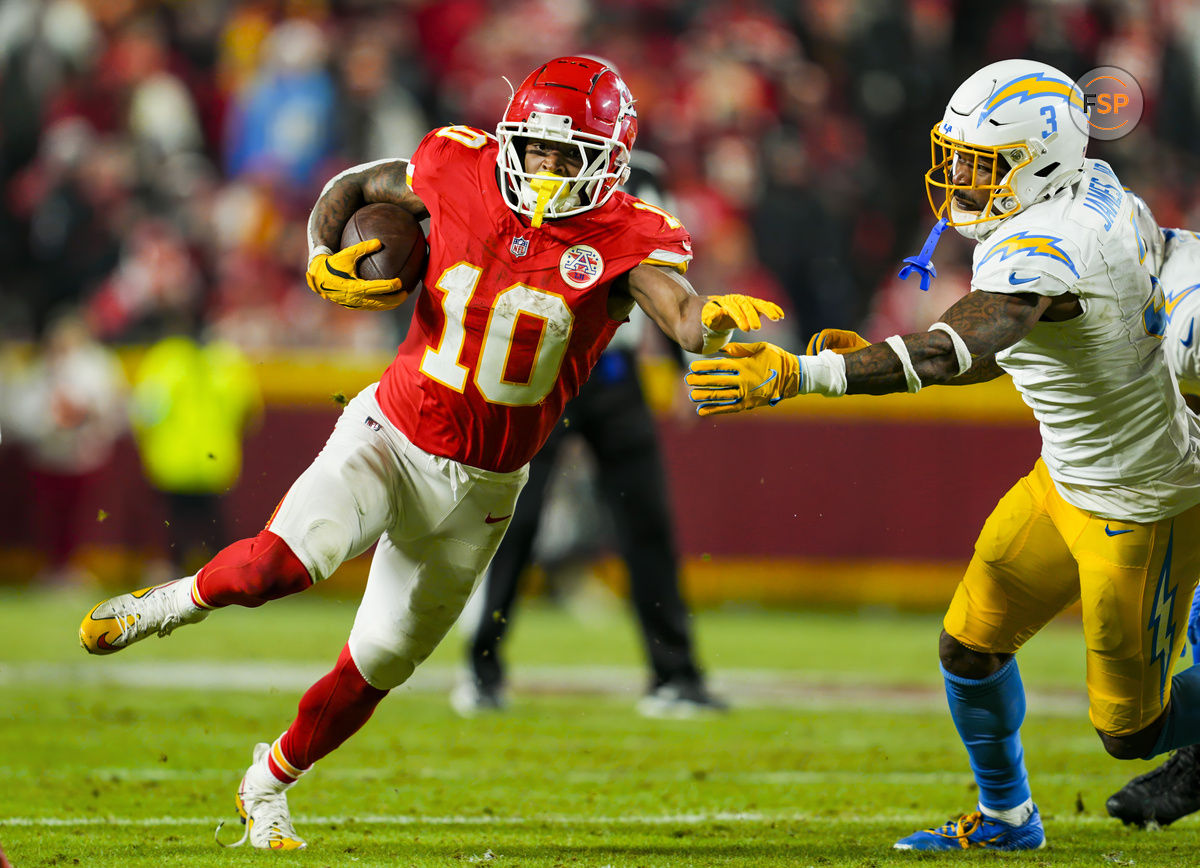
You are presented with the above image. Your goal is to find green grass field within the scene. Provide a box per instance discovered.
[2,587,1196,866]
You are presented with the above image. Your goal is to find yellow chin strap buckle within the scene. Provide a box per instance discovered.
[529,172,566,228]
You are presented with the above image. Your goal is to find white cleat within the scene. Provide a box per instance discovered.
[449,679,508,718]
[636,679,729,719]
[79,579,208,655]
[217,743,307,850]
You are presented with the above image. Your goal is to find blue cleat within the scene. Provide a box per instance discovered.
[894,805,1046,851]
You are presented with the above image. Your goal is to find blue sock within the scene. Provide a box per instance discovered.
[942,658,1032,811]
[1188,584,1200,665]
[1146,665,1200,758]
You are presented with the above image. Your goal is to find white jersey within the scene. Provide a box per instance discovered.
[971,159,1200,521]
[1159,228,1200,396]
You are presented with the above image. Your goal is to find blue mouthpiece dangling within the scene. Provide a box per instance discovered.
[897,217,949,292]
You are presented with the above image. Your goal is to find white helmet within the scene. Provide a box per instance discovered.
[927,59,1088,238]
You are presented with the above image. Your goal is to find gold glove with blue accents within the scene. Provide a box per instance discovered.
[701,294,785,332]
[306,239,408,311]
[686,341,801,416]
[805,328,870,355]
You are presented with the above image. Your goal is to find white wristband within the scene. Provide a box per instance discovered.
[797,349,848,397]
[308,244,333,266]
[700,324,734,354]
[928,322,972,376]
[884,335,922,393]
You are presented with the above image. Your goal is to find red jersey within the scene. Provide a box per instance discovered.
[377,126,692,472]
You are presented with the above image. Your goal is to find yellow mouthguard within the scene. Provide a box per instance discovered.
[529,173,565,228]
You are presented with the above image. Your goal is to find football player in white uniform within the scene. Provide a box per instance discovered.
[1105,225,1200,828]
[687,58,1200,851]
[1160,230,1200,415]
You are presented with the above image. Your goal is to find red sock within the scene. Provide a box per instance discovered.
[276,643,389,775]
[194,530,312,608]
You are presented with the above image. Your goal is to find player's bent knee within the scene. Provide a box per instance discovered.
[1099,729,1155,760]
[938,630,1012,680]
[1098,717,1167,760]
[348,631,419,691]
[280,518,359,583]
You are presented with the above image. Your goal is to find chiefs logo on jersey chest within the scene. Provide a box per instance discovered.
[559,244,603,289]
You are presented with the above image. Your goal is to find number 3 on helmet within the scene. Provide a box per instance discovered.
[496,56,638,222]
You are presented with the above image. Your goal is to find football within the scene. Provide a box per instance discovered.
[340,203,427,290]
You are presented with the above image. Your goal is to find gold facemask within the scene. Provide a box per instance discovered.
[926,124,1032,227]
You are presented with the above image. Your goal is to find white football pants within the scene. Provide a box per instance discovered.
[267,383,527,689]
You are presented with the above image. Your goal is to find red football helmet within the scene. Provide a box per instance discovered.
[497,56,638,222]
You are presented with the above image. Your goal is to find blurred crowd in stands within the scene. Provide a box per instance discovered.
[4,0,1200,353]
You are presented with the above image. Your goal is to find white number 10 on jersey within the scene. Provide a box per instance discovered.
[420,262,576,406]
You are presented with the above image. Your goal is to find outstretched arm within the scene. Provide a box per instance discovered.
[943,353,1006,385]
[621,264,783,354]
[305,160,428,311]
[687,289,1050,415]
[843,290,1046,394]
[805,325,1003,386]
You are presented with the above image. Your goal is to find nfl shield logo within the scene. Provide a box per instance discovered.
[510,236,530,258]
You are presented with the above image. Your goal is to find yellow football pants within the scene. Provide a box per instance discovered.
[945,459,1200,736]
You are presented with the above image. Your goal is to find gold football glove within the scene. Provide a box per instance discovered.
[306,239,408,311]
[701,294,785,332]
[686,341,800,416]
[805,328,870,355]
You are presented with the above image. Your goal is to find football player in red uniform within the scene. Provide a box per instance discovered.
[78,56,781,850]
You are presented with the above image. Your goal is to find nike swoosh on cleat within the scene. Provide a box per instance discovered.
[1104,524,1134,537]
[751,370,778,393]
[485,513,512,524]
[1183,319,1195,349]
[1008,273,1039,285]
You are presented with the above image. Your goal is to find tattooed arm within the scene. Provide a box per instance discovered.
[687,289,1062,414]
[943,354,1006,385]
[304,160,430,311]
[843,290,1051,395]
[306,160,428,256]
